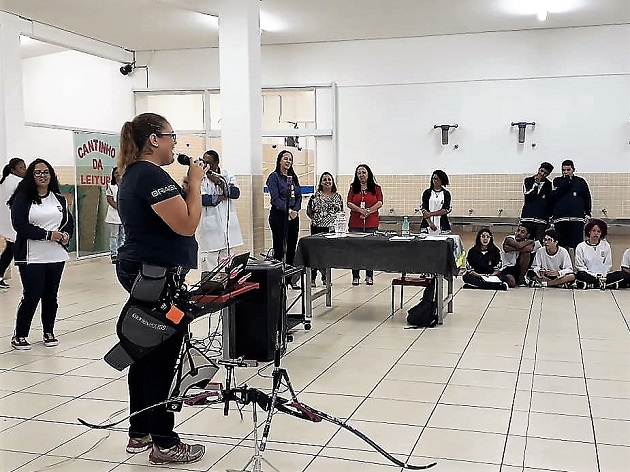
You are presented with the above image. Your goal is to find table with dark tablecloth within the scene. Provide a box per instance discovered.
[294,233,459,324]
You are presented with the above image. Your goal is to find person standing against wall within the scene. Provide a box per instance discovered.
[0,158,27,289]
[266,149,302,288]
[198,149,243,271]
[9,159,73,350]
[105,167,125,263]
[306,172,343,286]
[420,170,452,235]
[520,162,554,242]
[347,164,383,286]
[551,159,592,250]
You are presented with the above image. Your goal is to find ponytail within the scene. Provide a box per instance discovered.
[117,113,168,175]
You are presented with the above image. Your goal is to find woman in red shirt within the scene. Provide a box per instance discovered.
[347,164,383,286]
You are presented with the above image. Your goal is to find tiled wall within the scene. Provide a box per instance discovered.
[337,173,630,220]
[47,168,630,260]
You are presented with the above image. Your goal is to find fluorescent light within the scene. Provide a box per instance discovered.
[500,0,585,17]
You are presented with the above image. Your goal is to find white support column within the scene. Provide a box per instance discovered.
[218,0,262,175]
[0,13,28,161]
[218,0,264,253]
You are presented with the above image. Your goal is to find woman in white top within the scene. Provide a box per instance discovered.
[9,159,73,350]
[0,158,26,288]
[574,219,624,289]
[527,228,575,288]
[420,170,452,235]
[105,167,125,263]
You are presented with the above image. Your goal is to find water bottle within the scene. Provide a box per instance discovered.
[402,216,410,237]
[335,212,347,235]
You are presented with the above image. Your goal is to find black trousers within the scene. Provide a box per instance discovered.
[576,270,625,287]
[15,262,65,338]
[554,221,584,249]
[310,225,330,279]
[116,259,183,449]
[0,241,14,277]
[269,206,299,266]
[462,273,505,290]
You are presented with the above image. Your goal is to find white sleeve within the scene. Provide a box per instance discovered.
[531,248,544,276]
[603,242,613,274]
[622,249,630,269]
[574,243,589,274]
[558,248,574,276]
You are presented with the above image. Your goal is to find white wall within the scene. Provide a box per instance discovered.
[23,24,630,175]
[22,50,141,132]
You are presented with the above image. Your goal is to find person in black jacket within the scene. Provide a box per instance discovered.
[9,159,73,350]
[420,170,452,234]
[462,228,508,290]
[551,159,592,250]
[520,162,553,242]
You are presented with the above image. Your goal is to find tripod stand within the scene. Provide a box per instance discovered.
[230,173,299,472]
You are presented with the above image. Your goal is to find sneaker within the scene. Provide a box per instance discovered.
[599,278,606,291]
[126,435,153,453]
[365,277,374,286]
[43,333,59,347]
[290,282,301,290]
[0,278,9,289]
[462,283,475,289]
[575,280,588,290]
[310,280,316,288]
[352,278,360,286]
[500,282,509,291]
[148,442,205,465]
[11,337,31,350]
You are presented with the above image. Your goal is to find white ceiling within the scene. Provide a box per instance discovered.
[2,0,629,55]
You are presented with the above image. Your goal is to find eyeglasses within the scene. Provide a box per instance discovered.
[543,237,554,242]
[156,132,177,143]
[33,170,50,176]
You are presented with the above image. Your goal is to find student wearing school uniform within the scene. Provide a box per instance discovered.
[574,219,624,289]
[527,228,575,288]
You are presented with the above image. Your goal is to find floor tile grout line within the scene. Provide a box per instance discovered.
[403,289,502,467]
[498,288,543,471]
[572,289,602,472]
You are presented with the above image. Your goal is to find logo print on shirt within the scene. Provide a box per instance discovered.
[151,185,178,198]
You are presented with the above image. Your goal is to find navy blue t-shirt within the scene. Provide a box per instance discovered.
[117,161,198,269]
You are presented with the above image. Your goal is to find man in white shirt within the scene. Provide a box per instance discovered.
[527,228,575,288]
[197,150,243,271]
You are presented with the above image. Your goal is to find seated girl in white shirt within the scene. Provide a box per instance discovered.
[575,219,625,289]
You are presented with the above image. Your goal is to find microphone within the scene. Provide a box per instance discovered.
[177,153,192,166]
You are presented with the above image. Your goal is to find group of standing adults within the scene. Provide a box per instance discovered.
[266,155,453,287]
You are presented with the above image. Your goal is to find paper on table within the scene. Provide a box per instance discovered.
[480,275,502,283]
[389,236,415,241]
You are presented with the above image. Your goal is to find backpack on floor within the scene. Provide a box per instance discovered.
[406,278,438,328]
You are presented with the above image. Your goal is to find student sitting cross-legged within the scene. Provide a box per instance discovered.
[527,228,575,288]
[621,248,630,288]
[462,228,508,291]
[574,219,625,290]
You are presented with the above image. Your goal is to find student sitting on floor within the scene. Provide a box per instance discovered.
[621,248,630,288]
[574,219,625,290]
[500,223,540,288]
[462,227,508,290]
[527,228,575,288]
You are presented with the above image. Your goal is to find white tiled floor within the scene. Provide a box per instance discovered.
[0,258,629,471]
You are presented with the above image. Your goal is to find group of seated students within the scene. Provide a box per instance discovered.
[463,219,630,291]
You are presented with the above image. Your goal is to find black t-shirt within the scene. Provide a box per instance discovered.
[117,161,198,269]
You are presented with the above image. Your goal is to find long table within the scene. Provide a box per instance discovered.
[294,233,461,324]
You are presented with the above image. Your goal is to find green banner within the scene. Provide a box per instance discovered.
[73,131,119,258]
